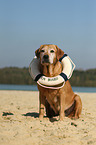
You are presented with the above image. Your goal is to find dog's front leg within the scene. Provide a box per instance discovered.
[59,92,65,121]
[39,92,45,121]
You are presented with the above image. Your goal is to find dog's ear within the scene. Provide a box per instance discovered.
[35,48,40,58]
[56,45,64,60]
[35,45,44,58]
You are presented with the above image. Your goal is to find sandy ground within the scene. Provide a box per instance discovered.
[0,90,96,145]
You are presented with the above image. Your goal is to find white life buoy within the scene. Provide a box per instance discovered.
[29,54,75,89]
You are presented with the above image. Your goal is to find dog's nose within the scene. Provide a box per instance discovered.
[43,55,49,59]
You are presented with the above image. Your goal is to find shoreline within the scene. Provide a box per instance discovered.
[0,91,96,145]
[0,84,96,93]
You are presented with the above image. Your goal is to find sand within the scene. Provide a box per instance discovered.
[0,90,96,145]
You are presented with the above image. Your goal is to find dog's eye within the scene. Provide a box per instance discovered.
[50,50,54,53]
[41,50,45,53]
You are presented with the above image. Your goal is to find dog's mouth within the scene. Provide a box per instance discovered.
[42,60,50,65]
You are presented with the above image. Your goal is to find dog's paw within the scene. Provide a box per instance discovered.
[59,115,64,121]
[71,116,79,120]
[39,115,43,121]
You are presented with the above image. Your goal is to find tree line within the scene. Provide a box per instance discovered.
[0,67,96,87]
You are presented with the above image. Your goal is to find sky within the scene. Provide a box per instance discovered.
[0,0,96,70]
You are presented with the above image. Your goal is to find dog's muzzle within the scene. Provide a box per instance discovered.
[43,55,49,63]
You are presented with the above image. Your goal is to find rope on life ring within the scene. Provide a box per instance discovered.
[29,54,75,89]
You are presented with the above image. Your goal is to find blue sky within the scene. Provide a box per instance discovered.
[0,0,96,69]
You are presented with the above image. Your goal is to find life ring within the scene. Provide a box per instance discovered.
[29,54,75,89]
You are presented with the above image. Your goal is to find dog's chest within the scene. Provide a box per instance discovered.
[45,89,60,111]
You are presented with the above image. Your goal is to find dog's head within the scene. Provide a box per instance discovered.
[35,44,64,65]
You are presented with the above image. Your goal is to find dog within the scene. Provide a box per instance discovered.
[35,44,82,120]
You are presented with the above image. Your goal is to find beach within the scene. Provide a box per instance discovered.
[0,90,96,145]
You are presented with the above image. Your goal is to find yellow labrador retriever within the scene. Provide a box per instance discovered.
[35,44,82,120]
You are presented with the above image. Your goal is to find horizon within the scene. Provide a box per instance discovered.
[0,0,96,70]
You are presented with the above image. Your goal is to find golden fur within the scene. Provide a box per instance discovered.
[35,44,82,120]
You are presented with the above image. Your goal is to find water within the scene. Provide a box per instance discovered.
[0,84,38,91]
[0,84,96,92]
